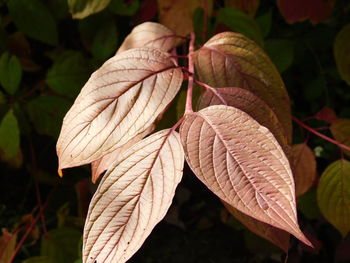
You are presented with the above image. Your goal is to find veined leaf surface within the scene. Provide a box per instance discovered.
[57,48,183,169]
[117,22,178,54]
[197,87,290,150]
[224,202,290,251]
[317,160,350,237]
[291,144,317,197]
[180,105,311,246]
[193,32,292,141]
[83,129,184,263]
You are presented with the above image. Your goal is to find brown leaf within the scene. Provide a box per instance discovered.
[291,144,317,197]
[83,129,184,263]
[223,202,290,252]
[116,22,178,55]
[0,229,17,263]
[197,87,291,151]
[224,0,260,17]
[180,105,311,246]
[314,107,338,124]
[56,48,183,170]
[157,0,213,36]
[193,32,292,142]
[330,119,350,157]
[277,0,335,24]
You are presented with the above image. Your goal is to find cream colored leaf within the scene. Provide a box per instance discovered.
[83,129,184,263]
[180,105,311,246]
[68,0,111,19]
[157,0,213,36]
[91,126,155,183]
[117,22,178,55]
[56,48,183,169]
[291,144,317,197]
[223,202,290,251]
[197,87,291,150]
[317,159,350,237]
[193,32,292,142]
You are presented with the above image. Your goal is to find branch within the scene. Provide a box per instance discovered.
[185,32,195,113]
[292,116,350,152]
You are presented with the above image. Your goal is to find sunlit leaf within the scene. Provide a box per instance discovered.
[197,87,290,150]
[46,51,92,98]
[265,39,294,73]
[334,24,350,85]
[117,22,177,54]
[317,159,350,237]
[0,110,20,161]
[224,203,290,251]
[7,0,58,45]
[291,144,317,197]
[193,32,292,141]
[91,125,155,183]
[83,129,184,263]
[0,52,22,94]
[56,48,183,170]
[224,0,259,17]
[157,0,213,36]
[0,229,17,263]
[180,105,311,246]
[68,0,111,19]
[41,227,81,263]
[330,119,350,157]
[216,8,263,45]
[277,0,335,24]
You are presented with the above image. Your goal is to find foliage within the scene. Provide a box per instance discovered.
[1,0,350,263]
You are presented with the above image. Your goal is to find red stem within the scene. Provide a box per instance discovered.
[185,32,195,113]
[292,116,350,152]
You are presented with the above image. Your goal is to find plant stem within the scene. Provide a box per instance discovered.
[292,116,350,152]
[185,32,195,113]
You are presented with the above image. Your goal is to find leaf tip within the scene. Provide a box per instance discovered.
[58,169,63,178]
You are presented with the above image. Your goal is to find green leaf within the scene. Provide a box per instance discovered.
[22,256,49,263]
[0,109,20,161]
[317,159,350,237]
[334,24,350,85]
[7,0,58,46]
[216,7,263,46]
[108,0,139,16]
[0,91,5,104]
[265,39,294,73]
[45,0,69,20]
[41,227,82,263]
[79,13,118,60]
[256,9,272,38]
[26,95,71,138]
[46,51,92,97]
[330,119,350,157]
[68,0,112,19]
[0,27,7,53]
[0,52,22,94]
[298,188,321,220]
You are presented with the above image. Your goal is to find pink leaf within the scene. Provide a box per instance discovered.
[180,105,312,247]
[56,48,183,170]
[83,129,184,263]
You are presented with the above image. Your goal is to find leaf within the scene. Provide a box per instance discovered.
[0,52,22,94]
[7,0,58,45]
[68,0,111,19]
[0,110,20,161]
[0,229,17,263]
[314,107,338,124]
[277,0,335,24]
[27,95,71,138]
[193,32,292,141]
[215,8,263,46]
[83,129,184,263]
[330,119,350,157]
[290,144,317,197]
[22,256,49,263]
[117,22,177,55]
[180,105,311,246]
[265,39,294,73]
[46,51,92,98]
[256,9,272,38]
[317,159,350,237]
[56,47,183,170]
[91,125,155,183]
[224,203,290,251]
[197,87,291,150]
[108,0,139,16]
[224,0,260,17]
[41,227,82,263]
[157,0,213,36]
[334,24,350,85]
